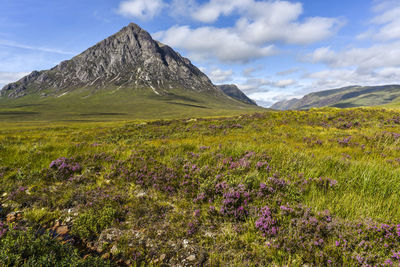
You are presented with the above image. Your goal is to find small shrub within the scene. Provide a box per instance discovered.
[0,226,109,266]
[49,157,82,180]
[255,206,278,236]
[24,208,61,226]
[72,205,118,240]
[220,184,250,221]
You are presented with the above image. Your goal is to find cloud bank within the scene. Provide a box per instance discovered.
[155,0,341,63]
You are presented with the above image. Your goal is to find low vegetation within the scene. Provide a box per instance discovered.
[1,107,400,265]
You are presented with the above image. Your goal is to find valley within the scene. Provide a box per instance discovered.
[1,14,400,266]
[1,108,400,265]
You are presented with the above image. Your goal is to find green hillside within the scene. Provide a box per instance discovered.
[271,85,400,110]
[0,86,261,122]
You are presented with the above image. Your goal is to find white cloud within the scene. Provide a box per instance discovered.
[0,72,29,89]
[169,0,198,18]
[237,78,298,95]
[359,1,400,41]
[242,67,256,77]
[235,4,340,45]
[308,42,400,69]
[118,0,165,20]
[0,40,74,55]
[207,68,234,83]
[192,0,251,23]
[304,67,400,92]
[154,26,276,63]
[155,0,341,63]
[277,68,300,76]
[275,79,296,88]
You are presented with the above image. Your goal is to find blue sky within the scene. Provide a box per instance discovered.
[1,0,400,106]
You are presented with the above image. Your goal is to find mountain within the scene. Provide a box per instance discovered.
[0,23,260,120]
[1,23,220,98]
[271,85,400,110]
[217,84,257,105]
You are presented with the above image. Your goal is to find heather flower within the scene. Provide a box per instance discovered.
[220,184,250,220]
[384,259,393,266]
[0,221,7,237]
[244,151,255,158]
[337,136,351,146]
[280,205,294,214]
[194,192,206,203]
[396,224,400,238]
[258,182,275,197]
[49,157,82,180]
[255,206,278,237]
[187,220,199,235]
[215,181,229,194]
[194,209,200,217]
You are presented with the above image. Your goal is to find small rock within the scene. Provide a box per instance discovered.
[96,246,104,254]
[186,255,196,262]
[160,254,166,261]
[55,225,69,236]
[110,245,118,255]
[53,220,61,228]
[6,212,22,223]
[101,253,110,260]
[6,214,15,223]
[136,191,146,198]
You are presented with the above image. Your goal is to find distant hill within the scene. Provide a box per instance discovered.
[271,85,400,110]
[0,23,260,120]
[217,84,257,106]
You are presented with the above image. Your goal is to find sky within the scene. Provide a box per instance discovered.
[1,0,400,106]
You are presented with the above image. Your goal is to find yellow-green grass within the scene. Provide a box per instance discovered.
[1,107,400,265]
[2,108,400,221]
[0,86,262,122]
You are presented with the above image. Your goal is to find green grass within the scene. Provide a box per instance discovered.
[1,107,400,265]
[0,86,262,121]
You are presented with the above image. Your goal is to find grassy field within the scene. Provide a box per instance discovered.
[1,107,400,266]
[0,87,261,122]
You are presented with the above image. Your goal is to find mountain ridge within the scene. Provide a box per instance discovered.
[217,84,257,106]
[271,85,400,110]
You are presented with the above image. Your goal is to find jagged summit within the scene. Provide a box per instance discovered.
[1,23,219,98]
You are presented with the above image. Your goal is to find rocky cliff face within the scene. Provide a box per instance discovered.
[217,84,257,106]
[1,23,221,98]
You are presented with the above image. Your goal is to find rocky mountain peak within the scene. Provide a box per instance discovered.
[1,23,219,98]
